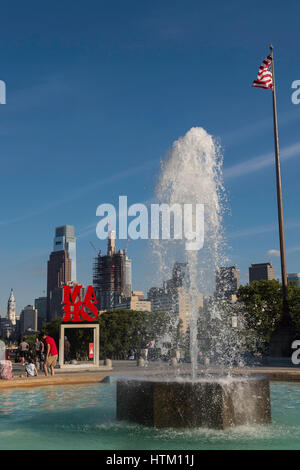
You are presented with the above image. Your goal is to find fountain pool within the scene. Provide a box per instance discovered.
[0,380,300,450]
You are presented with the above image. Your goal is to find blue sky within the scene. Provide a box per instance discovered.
[1,0,300,315]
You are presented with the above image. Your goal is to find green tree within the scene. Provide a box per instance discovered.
[237,279,300,347]
[40,317,61,345]
[98,309,172,359]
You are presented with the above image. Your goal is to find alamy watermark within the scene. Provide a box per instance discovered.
[291,80,300,104]
[291,340,300,365]
[96,196,204,251]
[0,80,6,104]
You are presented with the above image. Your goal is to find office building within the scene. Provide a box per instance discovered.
[112,291,151,312]
[148,262,203,333]
[47,249,72,321]
[249,262,275,283]
[20,305,38,334]
[93,231,132,311]
[46,225,76,321]
[53,225,77,281]
[288,273,300,287]
[215,265,240,300]
[34,296,47,330]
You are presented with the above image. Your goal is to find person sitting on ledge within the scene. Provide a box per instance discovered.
[25,357,38,377]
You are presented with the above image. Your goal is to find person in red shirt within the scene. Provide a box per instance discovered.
[41,333,58,376]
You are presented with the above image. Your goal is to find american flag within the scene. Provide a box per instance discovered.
[253,55,273,90]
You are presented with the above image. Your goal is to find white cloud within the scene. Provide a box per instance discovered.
[287,246,300,254]
[222,107,300,148]
[228,223,275,239]
[228,220,300,240]
[267,249,280,257]
[223,141,300,180]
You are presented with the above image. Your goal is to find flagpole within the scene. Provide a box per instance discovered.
[269,44,291,325]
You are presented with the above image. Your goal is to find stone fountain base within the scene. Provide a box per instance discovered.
[116,375,271,429]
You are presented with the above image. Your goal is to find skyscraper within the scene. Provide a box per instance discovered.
[215,265,240,300]
[164,262,189,290]
[249,262,275,283]
[34,296,47,330]
[7,289,16,326]
[53,225,76,281]
[93,231,132,311]
[20,305,38,334]
[148,262,202,333]
[46,225,76,321]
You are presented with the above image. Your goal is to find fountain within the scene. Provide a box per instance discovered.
[117,127,271,429]
[117,375,271,429]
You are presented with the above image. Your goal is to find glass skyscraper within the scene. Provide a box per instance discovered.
[53,225,77,281]
[46,225,76,321]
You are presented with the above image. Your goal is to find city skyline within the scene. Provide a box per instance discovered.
[1,1,300,313]
[0,219,293,319]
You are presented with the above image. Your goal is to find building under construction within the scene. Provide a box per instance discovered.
[93,231,132,311]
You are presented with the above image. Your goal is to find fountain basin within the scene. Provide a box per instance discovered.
[116,375,271,429]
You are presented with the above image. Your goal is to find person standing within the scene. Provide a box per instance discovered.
[64,336,71,363]
[148,339,156,361]
[140,339,150,364]
[41,333,58,376]
[39,337,46,370]
[19,339,29,365]
[34,337,44,369]
[34,337,41,364]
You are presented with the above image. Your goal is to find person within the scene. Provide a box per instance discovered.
[0,359,13,380]
[64,336,71,363]
[128,349,135,360]
[39,337,45,369]
[34,337,42,367]
[36,336,46,369]
[19,339,29,365]
[41,333,58,376]
[25,357,38,377]
[148,339,156,361]
[140,339,150,364]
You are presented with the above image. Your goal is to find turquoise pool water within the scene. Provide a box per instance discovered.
[0,380,300,450]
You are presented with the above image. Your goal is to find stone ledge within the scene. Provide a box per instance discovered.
[56,365,112,371]
[0,372,111,390]
[231,367,300,382]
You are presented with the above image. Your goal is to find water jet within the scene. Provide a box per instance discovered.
[117,127,272,429]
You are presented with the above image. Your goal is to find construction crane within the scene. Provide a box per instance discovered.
[89,241,101,257]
